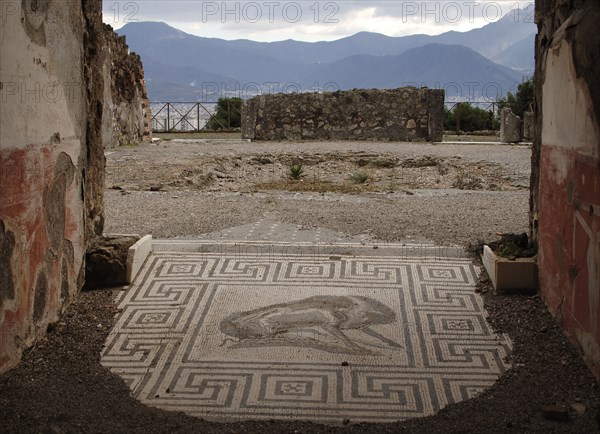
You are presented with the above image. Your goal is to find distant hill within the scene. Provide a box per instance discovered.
[305,44,524,98]
[431,8,535,59]
[118,22,308,84]
[117,11,535,101]
[492,33,535,75]
[141,57,238,101]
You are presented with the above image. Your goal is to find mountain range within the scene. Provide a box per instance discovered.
[117,11,535,102]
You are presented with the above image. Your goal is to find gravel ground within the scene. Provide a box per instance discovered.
[104,189,528,246]
[3,140,598,433]
[107,139,531,177]
[104,140,531,246]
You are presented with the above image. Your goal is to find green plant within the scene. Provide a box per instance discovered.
[497,77,533,118]
[488,233,537,258]
[288,164,304,180]
[205,97,242,131]
[349,172,369,184]
[444,103,499,132]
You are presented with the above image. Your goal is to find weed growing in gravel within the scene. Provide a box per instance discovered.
[288,164,304,180]
[349,172,369,184]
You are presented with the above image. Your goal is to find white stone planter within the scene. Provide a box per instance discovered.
[126,235,153,284]
[482,245,538,292]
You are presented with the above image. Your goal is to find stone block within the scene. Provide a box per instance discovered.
[126,235,153,284]
[500,107,522,143]
[84,236,139,289]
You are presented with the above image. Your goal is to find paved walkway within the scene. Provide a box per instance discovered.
[101,224,511,425]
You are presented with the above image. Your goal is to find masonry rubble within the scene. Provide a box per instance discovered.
[102,24,152,148]
[242,87,445,142]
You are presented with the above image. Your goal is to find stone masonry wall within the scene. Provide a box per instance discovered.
[242,88,444,142]
[0,0,148,373]
[534,0,600,379]
[101,24,152,148]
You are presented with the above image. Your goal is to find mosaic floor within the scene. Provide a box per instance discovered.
[101,241,512,424]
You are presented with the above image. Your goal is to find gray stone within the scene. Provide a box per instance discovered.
[242,87,445,142]
[101,28,152,148]
[500,107,522,143]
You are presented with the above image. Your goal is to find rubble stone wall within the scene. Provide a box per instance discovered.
[101,24,152,148]
[242,88,444,142]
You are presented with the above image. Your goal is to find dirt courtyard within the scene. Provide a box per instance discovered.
[103,139,531,246]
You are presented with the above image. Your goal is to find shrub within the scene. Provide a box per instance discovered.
[349,172,369,184]
[497,77,533,119]
[205,97,242,131]
[444,103,499,132]
[288,164,304,180]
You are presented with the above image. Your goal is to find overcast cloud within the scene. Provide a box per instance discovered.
[102,0,535,42]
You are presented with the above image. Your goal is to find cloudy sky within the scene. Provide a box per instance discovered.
[103,1,535,42]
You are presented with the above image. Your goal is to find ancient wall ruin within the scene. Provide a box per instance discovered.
[533,0,600,378]
[101,24,152,148]
[242,88,444,142]
[0,0,148,373]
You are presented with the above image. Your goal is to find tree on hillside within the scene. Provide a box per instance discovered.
[497,77,533,118]
[205,97,242,131]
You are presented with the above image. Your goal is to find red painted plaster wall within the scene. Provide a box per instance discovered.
[538,146,600,375]
[536,0,600,378]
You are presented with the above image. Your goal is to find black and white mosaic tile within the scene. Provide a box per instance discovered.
[102,250,511,424]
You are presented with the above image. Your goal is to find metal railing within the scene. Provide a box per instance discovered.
[150,101,241,133]
[444,101,499,134]
[151,99,527,135]
[444,100,532,134]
